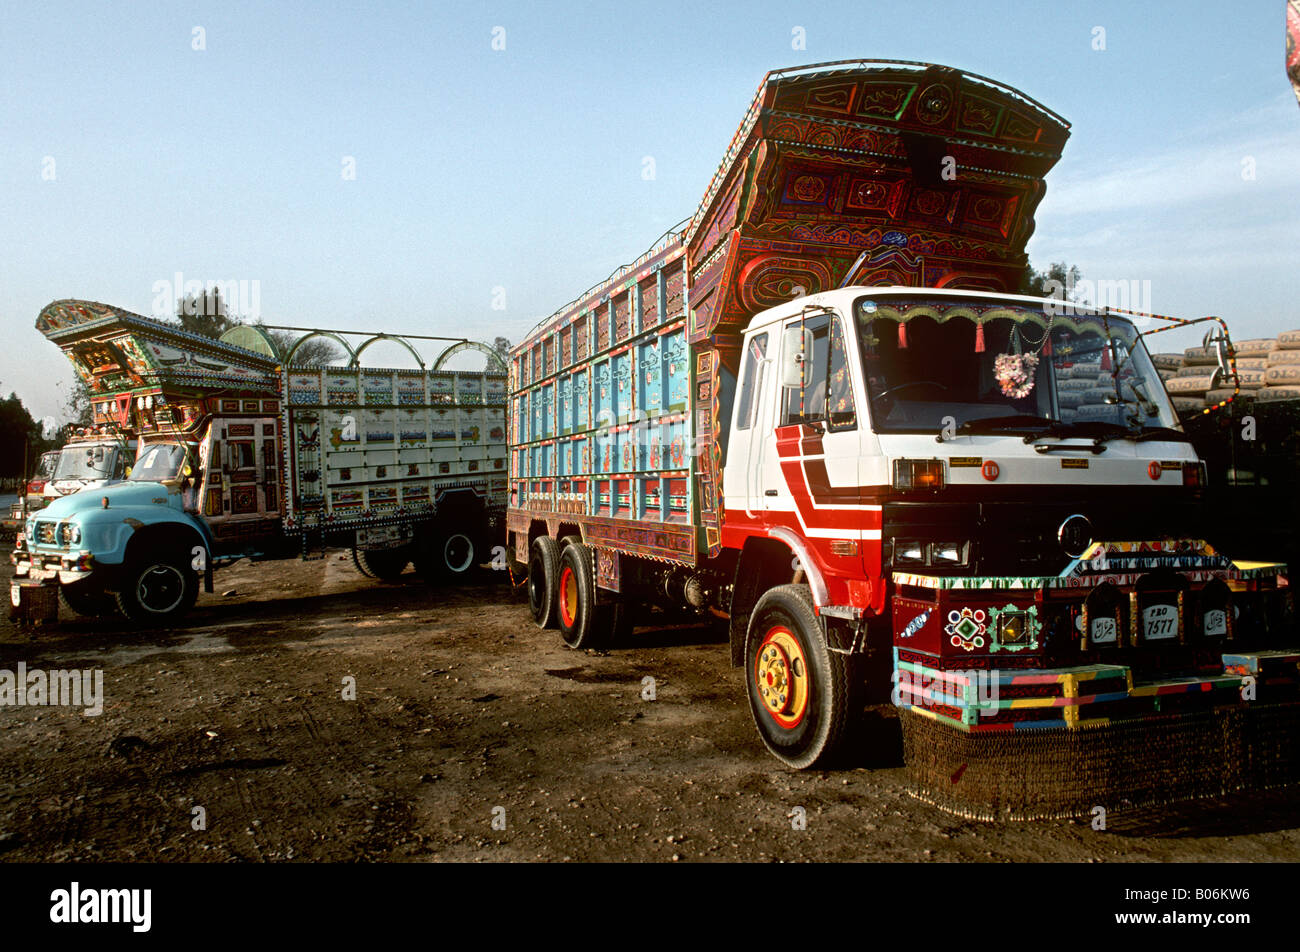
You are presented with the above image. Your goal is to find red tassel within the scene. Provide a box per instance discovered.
[974,323,985,353]
[1100,345,1111,371]
[1042,334,1052,357]
[898,322,908,349]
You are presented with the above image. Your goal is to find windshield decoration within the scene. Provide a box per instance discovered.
[994,352,1039,399]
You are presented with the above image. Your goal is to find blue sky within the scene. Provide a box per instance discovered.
[3,0,1298,421]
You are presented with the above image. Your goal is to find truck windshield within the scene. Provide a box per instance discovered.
[53,445,117,480]
[129,444,188,482]
[854,295,1179,434]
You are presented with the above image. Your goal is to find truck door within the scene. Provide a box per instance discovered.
[200,418,281,544]
[770,311,865,549]
[726,330,771,516]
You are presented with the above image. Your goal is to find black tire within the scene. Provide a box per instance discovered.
[351,546,377,579]
[556,542,622,650]
[113,553,199,627]
[58,581,116,618]
[744,584,856,769]
[353,545,411,582]
[436,525,480,580]
[528,536,561,628]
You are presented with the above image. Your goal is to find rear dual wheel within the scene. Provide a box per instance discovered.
[527,537,561,628]
[527,536,626,647]
[556,542,626,650]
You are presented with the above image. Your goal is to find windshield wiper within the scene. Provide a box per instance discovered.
[936,415,1055,442]
[1025,420,1190,450]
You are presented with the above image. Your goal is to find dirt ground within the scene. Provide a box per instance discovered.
[0,552,1298,863]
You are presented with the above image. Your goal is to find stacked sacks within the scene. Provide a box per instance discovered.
[1260,330,1300,403]
[1149,352,1202,414]
[1152,352,1185,383]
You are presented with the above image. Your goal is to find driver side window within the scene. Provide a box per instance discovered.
[781,316,829,426]
[780,315,856,430]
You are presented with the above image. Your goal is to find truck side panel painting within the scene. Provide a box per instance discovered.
[12,300,508,625]
[282,367,507,533]
[508,59,1298,815]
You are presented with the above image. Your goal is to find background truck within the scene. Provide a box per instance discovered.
[44,430,137,500]
[4,428,136,532]
[3,449,58,531]
[507,59,1297,816]
[11,299,507,625]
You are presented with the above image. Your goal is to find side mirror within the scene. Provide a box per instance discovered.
[781,328,814,389]
[1204,327,1231,381]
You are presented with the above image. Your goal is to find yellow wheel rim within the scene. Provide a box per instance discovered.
[754,626,810,728]
[559,565,578,628]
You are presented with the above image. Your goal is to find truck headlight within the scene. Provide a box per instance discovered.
[929,542,967,565]
[895,540,926,564]
[59,524,81,545]
[892,459,945,491]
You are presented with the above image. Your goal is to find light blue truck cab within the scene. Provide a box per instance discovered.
[14,442,217,622]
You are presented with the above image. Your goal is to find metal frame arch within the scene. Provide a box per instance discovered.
[433,339,506,373]
[217,323,284,361]
[283,330,356,367]
[349,333,426,370]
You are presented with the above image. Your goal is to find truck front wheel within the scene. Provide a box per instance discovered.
[113,554,199,626]
[744,584,855,769]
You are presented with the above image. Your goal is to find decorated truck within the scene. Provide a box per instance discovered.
[507,60,1297,815]
[11,300,507,625]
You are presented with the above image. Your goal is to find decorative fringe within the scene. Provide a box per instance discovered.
[898,322,908,349]
[974,323,985,353]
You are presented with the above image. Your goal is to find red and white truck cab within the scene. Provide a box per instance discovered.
[718,285,1293,805]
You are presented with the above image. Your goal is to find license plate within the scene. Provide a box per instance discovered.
[27,566,57,582]
[10,582,19,608]
[1090,616,1118,644]
[1142,604,1179,640]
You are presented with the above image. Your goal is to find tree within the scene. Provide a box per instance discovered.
[1020,261,1082,299]
[62,377,95,430]
[493,336,511,359]
[0,388,51,481]
[175,287,238,338]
